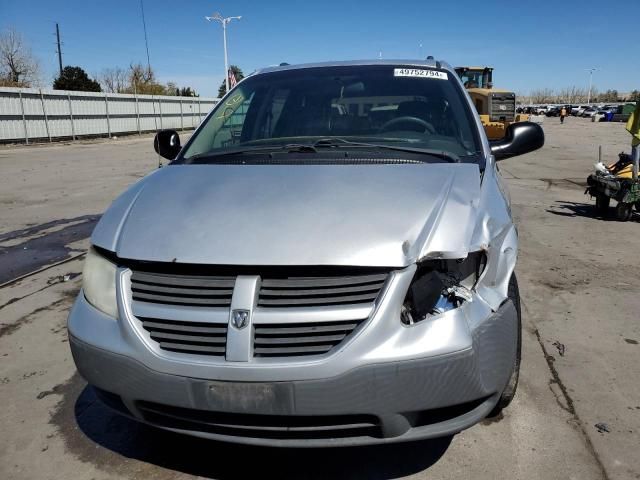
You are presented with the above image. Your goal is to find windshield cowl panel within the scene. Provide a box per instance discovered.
[179,149,483,167]
[179,65,483,167]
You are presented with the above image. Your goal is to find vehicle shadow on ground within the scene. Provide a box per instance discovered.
[546,201,637,222]
[73,386,453,479]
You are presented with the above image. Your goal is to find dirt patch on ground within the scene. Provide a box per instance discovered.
[0,216,98,284]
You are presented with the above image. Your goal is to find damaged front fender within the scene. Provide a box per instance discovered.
[410,161,517,315]
[470,162,518,310]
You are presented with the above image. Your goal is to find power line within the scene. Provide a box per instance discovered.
[140,0,153,80]
[139,0,161,167]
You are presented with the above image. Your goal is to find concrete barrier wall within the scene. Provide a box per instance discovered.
[0,87,219,143]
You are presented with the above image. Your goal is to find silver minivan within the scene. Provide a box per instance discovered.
[68,59,543,446]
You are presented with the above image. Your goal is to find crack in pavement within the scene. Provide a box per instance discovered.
[533,328,610,480]
[0,271,81,312]
[0,291,77,338]
[497,166,520,179]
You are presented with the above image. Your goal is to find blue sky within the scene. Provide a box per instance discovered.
[1,0,638,97]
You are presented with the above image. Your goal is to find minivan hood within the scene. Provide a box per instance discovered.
[92,163,481,267]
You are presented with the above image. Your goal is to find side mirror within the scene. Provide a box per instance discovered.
[154,129,181,160]
[490,122,544,160]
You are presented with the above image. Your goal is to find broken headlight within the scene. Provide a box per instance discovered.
[400,251,486,326]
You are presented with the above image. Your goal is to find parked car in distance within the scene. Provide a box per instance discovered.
[581,107,598,117]
[545,106,566,117]
[574,105,590,116]
[609,104,634,123]
[595,106,616,122]
[518,106,537,115]
[68,59,544,446]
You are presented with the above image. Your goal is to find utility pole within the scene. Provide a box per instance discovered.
[55,23,63,77]
[205,12,241,93]
[587,68,597,105]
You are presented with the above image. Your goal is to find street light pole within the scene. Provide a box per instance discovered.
[222,20,229,92]
[587,68,597,105]
[205,12,241,93]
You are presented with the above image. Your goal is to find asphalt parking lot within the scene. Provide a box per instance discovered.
[1,117,639,480]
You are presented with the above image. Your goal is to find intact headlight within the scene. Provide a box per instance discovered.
[400,251,486,325]
[82,247,118,318]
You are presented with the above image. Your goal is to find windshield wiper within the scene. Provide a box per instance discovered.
[184,143,319,163]
[185,138,459,164]
[310,138,460,163]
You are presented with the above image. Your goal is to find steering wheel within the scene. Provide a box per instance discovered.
[380,116,436,134]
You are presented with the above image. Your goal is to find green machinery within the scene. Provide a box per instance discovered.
[586,101,640,221]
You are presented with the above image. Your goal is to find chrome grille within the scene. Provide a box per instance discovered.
[126,264,391,361]
[130,271,235,307]
[254,319,365,357]
[258,273,388,308]
[139,317,227,356]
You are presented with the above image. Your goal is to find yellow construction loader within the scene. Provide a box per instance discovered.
[455,66,529,140]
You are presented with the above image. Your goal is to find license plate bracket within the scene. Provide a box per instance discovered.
[205,380,295,414]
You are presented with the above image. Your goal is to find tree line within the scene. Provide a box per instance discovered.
[97,64,197,96]
[525,86,639,104]
[0,26,198,96]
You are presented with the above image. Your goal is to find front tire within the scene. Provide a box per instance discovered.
[488,274,521,416]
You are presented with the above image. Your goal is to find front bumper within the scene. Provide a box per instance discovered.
[68,295,518,446]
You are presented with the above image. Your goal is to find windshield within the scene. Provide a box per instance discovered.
[180,65,482,164]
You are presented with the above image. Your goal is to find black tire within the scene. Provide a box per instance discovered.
[595,194,610,214]
[615,202,632,222]
[488,274,522,417]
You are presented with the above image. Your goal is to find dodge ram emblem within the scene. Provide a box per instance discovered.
[231,309,250,329]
